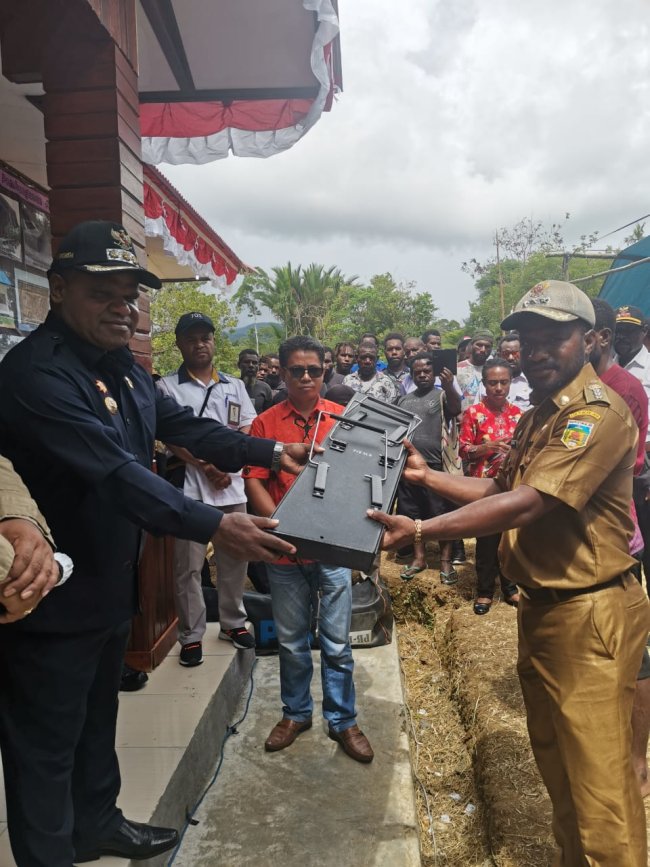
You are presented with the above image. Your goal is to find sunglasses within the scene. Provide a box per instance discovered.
[286,365,324,380]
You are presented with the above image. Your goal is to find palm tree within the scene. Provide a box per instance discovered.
[236,263,357,339]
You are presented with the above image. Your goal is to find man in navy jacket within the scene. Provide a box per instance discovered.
[0,221,306,867]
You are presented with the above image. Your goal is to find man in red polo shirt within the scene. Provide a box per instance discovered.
[244,335,374,763]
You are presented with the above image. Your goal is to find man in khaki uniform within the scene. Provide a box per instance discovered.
[0,455,58,621]
[370,280,650,866]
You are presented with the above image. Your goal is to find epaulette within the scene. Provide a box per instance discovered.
[583,380,611,405]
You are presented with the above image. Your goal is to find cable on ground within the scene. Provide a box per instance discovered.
[166,657,258,865]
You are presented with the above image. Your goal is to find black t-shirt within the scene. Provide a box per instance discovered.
[397,388,443,467]
[246,380,273,413]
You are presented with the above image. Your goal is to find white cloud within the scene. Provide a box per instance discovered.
[164,0,650,321]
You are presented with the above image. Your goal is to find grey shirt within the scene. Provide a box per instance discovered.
[397,388,444,467]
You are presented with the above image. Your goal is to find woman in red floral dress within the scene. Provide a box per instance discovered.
[459,358,523,614]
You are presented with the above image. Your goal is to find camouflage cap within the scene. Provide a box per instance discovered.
[501,280,595,330]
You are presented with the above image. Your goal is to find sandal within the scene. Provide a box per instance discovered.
[400,564,426,581]
[473,599,492,615]
[439,560,458,585]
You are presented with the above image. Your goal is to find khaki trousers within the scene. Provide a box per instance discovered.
[517,575,650,867]
[173,502,248,644]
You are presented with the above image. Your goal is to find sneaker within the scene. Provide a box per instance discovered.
[179,642,203,667]
[451,540,466,565]
[219,627,256,650]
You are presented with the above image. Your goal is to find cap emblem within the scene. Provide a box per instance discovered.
[106,248,138,266]
[111,227,133,250]
[521,281,551,309]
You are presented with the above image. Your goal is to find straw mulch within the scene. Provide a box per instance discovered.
[383,540,555,866]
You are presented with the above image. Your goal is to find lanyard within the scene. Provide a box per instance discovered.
[189,368,220,417]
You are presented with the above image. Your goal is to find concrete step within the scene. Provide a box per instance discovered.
[0,623,254,867]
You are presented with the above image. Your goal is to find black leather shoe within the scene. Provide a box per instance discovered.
[74,818,179,862]
[119,663,148,692]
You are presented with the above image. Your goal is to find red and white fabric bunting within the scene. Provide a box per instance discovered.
[144,175,243,289]
[141,0,339,165]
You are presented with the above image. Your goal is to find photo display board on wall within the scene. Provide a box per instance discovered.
[0,167,51,341]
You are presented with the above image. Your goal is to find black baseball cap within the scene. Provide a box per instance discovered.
[49,221,162,289]
[616,306,645,327]
[175,312,215,335]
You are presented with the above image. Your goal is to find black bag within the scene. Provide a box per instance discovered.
[225,574,394,653]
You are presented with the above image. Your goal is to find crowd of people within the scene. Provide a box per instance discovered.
[0,220,649,866]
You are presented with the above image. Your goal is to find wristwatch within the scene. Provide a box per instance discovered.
[54,552,74,587]
[271,441,285,473]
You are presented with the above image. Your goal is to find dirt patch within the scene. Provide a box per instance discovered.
[387,543,650,864]
[384,541,554,866]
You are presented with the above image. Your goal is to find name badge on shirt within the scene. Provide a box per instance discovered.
[227,401,241,428]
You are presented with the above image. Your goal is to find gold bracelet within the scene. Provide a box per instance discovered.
[413,519,422,544]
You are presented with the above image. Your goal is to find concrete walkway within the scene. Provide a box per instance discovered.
[0,623,250,867]
[173,641,421,867]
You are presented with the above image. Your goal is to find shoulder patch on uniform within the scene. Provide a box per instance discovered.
[569,409,601,420]
[561,419,594,450]
[583,381,611,405]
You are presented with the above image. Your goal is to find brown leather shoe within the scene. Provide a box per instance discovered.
[264,718,312,752]
[328,724,374,763]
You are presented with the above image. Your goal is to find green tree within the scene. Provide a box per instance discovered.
[623,222,646,246]
[323,273,439,342]
[462,216,611,336]
[232,279,264,353]
[231,323,285,362]
[464,251,610,336]
[150,282,237,375]
[234,263,356,340]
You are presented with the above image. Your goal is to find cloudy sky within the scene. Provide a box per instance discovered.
[164,0,650,323]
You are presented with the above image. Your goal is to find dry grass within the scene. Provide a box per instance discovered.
[384,544,490,866]
[383,540,555,866]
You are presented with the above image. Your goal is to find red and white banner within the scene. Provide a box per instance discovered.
[143,166,248,289]
[141,0,339,165]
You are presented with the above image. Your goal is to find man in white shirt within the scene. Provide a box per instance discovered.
[157,312,257,666]
[615,306,650,426]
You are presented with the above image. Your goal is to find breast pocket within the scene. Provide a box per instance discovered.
[127,389,156,452]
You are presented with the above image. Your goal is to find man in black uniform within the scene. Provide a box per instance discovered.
[0,221,308,867]
[395,352,460,581]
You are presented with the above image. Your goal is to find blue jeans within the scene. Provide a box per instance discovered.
[267,562,356,733]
